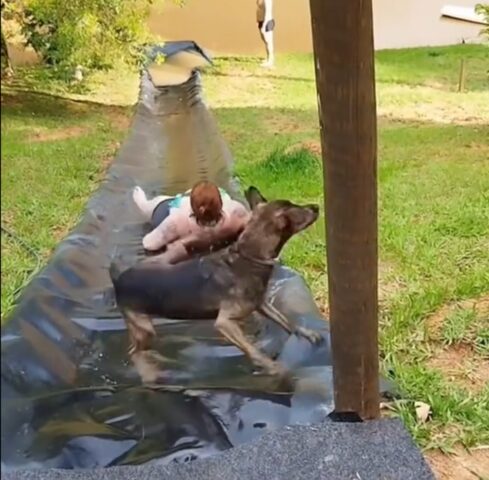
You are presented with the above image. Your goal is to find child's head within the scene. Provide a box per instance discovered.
[190,181,223,226]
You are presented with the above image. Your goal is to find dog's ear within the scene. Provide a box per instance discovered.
[245,186,267,210]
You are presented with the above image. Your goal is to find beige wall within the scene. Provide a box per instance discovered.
[8,0,484,66]
[373,0,482,49]
[149,0,483,54]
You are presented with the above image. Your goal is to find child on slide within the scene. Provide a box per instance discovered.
[133,181,250,263]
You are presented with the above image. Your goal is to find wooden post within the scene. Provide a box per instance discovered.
[458,58,466,92]
[308,0,380,419]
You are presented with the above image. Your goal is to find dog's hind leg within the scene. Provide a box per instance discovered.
[124,309,156,355]
[131,350,168,384]
[215,306,286,376]
[122,310,168,384]
[259,301,323,345]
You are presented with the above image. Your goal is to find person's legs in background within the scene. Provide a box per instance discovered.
[256,0,274,68]
[259,19,275,67]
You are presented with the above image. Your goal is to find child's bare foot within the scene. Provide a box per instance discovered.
[143,232,162,251]
[132,186,147,209]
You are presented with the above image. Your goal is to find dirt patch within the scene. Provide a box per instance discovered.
[378,261,405,303]
[317,301,329,319]
[206,72,275,108]
[428,344,489,394]
[465,141,489,153]
[426,447,489,480]
[28,126,90,143]
[285,139,322,156]
[264,114,311,135]
[105,107,132,131]
[314,260,404,318]
[1,211,15,227]
[426,294,489,393]
[0,92,22,106]
[51,223,73,243]
[378,85,489,126]
[101,141,121,171]
[426,295,489,339]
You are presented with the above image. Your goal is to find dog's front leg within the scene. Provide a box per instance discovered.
[259,301,322,344]
[125,309,156,354]
[214,305,286,376]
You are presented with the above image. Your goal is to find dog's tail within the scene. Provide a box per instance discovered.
[109,262,123,284]
[106,247,126,310]
[108,246,125,284]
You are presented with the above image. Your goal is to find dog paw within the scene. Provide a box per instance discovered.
[263,361,288,378]
[251,355,286,377]
[131,350,165,384]
[296,326,323,345]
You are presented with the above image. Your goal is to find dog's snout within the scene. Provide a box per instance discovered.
[308,204,320,215]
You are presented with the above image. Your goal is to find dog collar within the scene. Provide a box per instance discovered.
[236,247,277,267]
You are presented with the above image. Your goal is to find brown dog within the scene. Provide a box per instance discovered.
[110,187,322,377]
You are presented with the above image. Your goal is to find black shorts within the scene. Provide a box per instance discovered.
[258,19,275,32]
[150,198,174,229]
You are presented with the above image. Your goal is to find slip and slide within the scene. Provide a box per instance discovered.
[1,42,432,479]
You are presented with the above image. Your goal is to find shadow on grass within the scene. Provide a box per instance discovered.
[1,89,132,121]
[210,70,315,84]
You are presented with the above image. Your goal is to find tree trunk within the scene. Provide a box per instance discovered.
[1,25,13,77]
[308,0,380,420]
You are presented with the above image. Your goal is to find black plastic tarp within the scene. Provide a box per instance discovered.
[1,43,393,471]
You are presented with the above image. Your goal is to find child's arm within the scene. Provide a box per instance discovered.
[183,199,250,254]
[152,242,190,265]
[142,241,190,267]
[182,226,243,256]
[228,200,252,229]
[142,214,182,251]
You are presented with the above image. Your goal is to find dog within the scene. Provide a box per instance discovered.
[110,187,322,377]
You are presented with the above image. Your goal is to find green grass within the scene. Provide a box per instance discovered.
[1,90,132,319]
[1,44,489,450]
[440,305,489,357]
[202,44,489,450]
[376,44,489,91]
[442,308,478,345]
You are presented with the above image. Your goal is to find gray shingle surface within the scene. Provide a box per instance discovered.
[3,419,434,480]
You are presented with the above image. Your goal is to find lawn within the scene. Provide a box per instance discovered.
[203,45,489,455]
[1,44,488,470]
[1,87,134,318]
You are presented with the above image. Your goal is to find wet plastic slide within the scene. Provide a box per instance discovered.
[1,42,393,470]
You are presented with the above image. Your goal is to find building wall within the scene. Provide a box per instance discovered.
[148,0,483,54]
[8,0,484,66]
